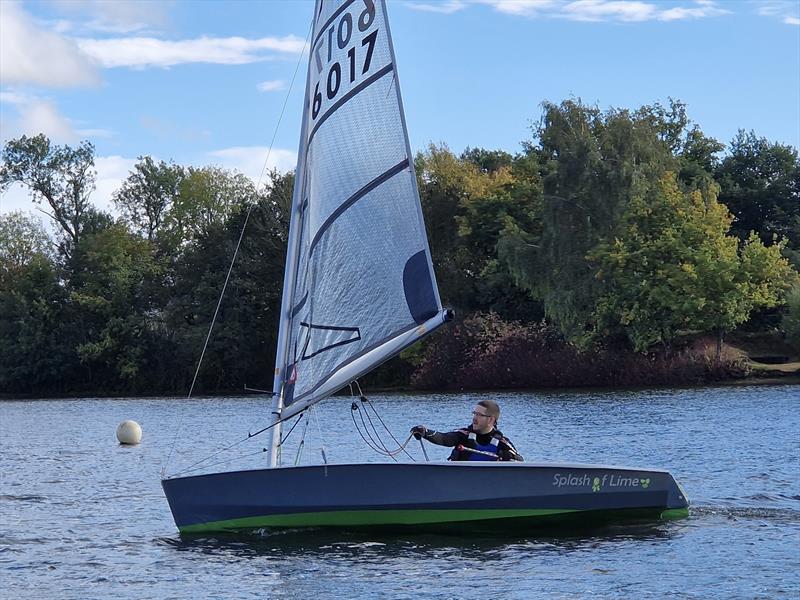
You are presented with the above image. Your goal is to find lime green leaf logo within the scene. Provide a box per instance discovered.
[592,477,601,492]
[641,478,650,489]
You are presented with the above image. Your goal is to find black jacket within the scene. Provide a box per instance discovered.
[423,425,523,461]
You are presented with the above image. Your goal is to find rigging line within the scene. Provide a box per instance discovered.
[359,391,416,461]
[311,405,328,465]
[366,400,415,461]
[166,409,302,478]
[418,437,430,462]
[352,394,388,453]
[255,17,314,190]
[351,402,396,459]
[359,398,398,459]
[162,19,315,476]
[350,407,412,458]
[278,414,304,447]
[176,447,270,477]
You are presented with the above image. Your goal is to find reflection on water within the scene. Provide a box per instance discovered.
[160,518,680,558]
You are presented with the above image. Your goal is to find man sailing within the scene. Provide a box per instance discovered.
[411,399,523,461]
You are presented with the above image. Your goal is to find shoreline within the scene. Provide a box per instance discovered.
[2,374,798,401]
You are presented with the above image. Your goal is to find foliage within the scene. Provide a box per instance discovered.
[0,251,75,393]
[716,130,800,255]
[0,211,53,275]
[114,156,185,243]
[410,312,747,391]
[416,144,541,319]
[0,134,96,247]
[588,173,794,352]
[501,98,683,340]
[1,108,798,397]
[783,285,800,353]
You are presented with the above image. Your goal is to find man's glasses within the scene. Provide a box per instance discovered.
[472,411,491,418]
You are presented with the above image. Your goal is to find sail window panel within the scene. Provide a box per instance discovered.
[288,174,429,403]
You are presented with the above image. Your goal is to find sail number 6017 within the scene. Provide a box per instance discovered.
[312,0,378,120]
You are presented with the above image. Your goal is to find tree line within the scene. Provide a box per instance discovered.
[1,99,798,396]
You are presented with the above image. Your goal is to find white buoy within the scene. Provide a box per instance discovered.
[116,420,142,445]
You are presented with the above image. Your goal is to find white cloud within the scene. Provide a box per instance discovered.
[207,147,298,184]
[480,1,558,17]
[93,155,138,212]
[755,1,800,25]
[0,183,36,215]
[49,0,171,34]
[0,1,99,87]
[561,1,657,22]
[1,91,113,144]
[434,0,730,22]
[0,92,79,143]
[406,1,468,14]
[77,35,306,69]
[257,80,288,92]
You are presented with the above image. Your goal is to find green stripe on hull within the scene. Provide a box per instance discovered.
[659,507,690,520]
[178,506,688,534]
[180,508,577,533]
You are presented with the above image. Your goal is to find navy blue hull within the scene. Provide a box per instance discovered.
[162,462,689,533]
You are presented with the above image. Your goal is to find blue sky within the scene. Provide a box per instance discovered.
[1,0,799,217]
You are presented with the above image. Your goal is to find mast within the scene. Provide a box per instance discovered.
[266,2,317,468]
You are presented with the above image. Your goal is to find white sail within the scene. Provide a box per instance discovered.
[275,0,447,422]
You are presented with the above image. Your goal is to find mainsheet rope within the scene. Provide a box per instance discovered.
[349,382,417,461]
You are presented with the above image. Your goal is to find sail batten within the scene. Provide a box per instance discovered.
[279,0,443,418]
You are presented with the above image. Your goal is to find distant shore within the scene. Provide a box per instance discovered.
[3,370,798,401]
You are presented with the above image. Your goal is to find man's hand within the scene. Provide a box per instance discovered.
[410,425,428,440]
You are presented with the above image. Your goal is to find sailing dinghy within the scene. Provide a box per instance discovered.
[162,0,689,534]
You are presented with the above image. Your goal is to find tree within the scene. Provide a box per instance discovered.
[0,211,53,275]
[68,223,166,389]
[164,166,258,247]
[588,173,795,353]
[0,134,96,247]
[783,284,800,353]
[114,156,185,242]
[165,171,291,393]
[716,130,800,253]
[501,99,684,341]
[415,144,539,318]
[0,214,74,393]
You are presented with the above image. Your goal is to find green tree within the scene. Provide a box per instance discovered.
[783,284,800,353]
[589,173,795,353]
[501,99,685,341]
[114,156,185,243]
[0,134,96,248]
[716,130,800,253]
[165,170,291,393]
[0,211,53,274]
[165,166,257,247]
[0,213,74,393]
[415,144,539,318]
[68,223,166,389]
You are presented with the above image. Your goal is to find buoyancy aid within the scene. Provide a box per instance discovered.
[449,429,503,461]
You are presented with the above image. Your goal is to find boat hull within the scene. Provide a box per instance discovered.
[162,462,688,534]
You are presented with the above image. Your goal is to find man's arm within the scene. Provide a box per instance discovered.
[411,427,465,448]
[499,438,524,461]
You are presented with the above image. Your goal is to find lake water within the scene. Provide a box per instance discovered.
[2,385,798,598]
